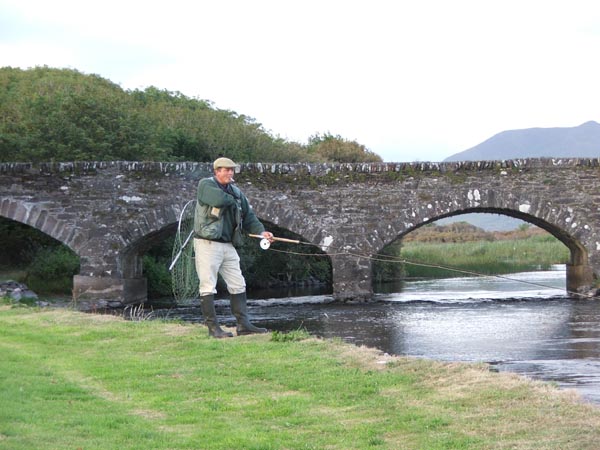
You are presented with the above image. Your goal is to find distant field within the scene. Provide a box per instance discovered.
[375,222,569,280]
[401,234,569,278]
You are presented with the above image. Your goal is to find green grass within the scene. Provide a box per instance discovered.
[1,306,600,449]
[401,235,569,278]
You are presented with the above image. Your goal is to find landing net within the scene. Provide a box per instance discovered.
[170,200,198,305]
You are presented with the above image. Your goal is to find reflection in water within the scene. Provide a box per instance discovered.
[155,266,600,405]
[382,301,572,361]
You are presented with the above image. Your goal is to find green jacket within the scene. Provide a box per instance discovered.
[194,177,265,246]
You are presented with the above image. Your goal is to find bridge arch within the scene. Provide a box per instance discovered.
[0,198,88,252]
[71,204,183,305]
[375,205,591,295]
[116,205,181,278]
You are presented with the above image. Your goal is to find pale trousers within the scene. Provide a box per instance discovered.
[194,238,246,296]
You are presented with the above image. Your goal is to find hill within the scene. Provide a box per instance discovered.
[444,121,600,162]
[404,220,545,243]
[0,66,381,164]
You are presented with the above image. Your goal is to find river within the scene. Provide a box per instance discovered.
[155,265,600,406]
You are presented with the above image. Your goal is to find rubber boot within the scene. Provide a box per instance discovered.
[230,292,268,335]
[200,295,233,338]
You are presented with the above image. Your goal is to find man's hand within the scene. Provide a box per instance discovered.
[261,231,274,243]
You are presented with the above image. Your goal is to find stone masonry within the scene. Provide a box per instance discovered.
[2,158,600,307]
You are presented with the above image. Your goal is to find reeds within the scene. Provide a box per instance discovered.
[401,235,569,278]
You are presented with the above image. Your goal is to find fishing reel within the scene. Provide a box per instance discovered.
[248,233,300,250]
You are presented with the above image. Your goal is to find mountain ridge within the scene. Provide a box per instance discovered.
[444,121,600,162]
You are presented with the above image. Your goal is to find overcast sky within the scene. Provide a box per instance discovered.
[1,0,599,162]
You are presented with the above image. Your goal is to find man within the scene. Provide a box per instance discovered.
[193,157,274,338]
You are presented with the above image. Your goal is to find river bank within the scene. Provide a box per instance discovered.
[2,304,600,449]
[154,267,600,406]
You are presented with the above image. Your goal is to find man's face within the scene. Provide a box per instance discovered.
[214,167,235,185]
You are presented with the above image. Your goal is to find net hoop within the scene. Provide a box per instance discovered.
[170,200,198,305]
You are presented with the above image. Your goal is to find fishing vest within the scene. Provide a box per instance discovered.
[194,180,244,247]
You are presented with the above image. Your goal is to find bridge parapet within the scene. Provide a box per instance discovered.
[3,157,600,177]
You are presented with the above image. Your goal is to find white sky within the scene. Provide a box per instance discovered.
[1,0,600,162]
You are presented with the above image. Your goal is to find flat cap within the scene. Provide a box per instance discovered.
[213,157,238,170]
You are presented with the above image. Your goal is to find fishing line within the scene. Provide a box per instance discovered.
[256,237,595,299]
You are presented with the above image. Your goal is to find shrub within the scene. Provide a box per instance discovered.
[143,255,173,298]
[25,246,79,294]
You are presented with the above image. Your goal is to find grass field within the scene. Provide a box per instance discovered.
[399,234,569,279]
[1,304,599,449]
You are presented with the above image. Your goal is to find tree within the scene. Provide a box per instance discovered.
[0,66,163,161]
[308,133,383,163]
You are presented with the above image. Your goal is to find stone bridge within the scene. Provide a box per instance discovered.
[2,159,600,307]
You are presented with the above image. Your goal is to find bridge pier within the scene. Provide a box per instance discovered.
[72,275,147,309]
[566,263,595,294]
[331,254,374,302]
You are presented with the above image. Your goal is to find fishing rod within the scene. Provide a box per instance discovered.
[248,233,301,249]
[170,230,303,272]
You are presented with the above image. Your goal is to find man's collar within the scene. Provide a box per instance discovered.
[213,177,233,192]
